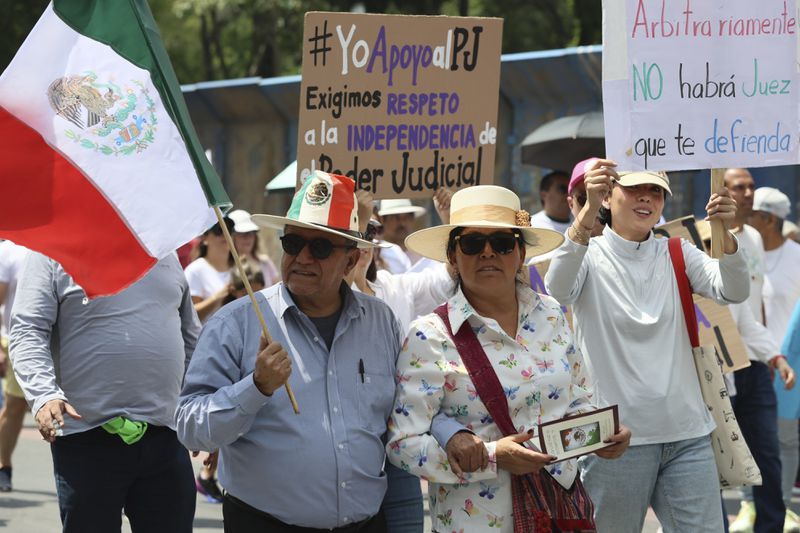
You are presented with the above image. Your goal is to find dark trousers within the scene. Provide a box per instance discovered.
[51,425,196,533]
[728,362,785,533]
[223,493,386,533]
[381,461,423,532]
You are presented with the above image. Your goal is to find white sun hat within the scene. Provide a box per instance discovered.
[404,185,564,262]
[377,199,426,218]
[227,209,259,233]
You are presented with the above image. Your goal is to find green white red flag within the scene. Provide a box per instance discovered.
[0,0,230,297]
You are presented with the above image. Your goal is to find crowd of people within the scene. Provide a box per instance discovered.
[0,162,798,533]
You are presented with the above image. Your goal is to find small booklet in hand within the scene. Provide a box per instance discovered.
[538,405,619,462]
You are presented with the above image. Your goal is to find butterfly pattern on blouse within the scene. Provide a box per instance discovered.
[387,286,593,532]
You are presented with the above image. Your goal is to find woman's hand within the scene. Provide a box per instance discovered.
[495,431,556,475]
[705,187,738,230]
[771,356,796,390]
[594,424,631,459]
[705,187,738,253]
[433,188,454,224]
[445,431,488,476]
[355,190,375,233]
[577,159,617,230]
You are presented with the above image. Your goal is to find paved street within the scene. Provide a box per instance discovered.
[0,414,783,532]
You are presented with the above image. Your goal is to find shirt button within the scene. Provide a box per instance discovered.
[341,481,347,488]
[333,406,339,413]
[338,443,344,450]
[344,517,350,523]
[329,370,333,376]
[314,337,319,342]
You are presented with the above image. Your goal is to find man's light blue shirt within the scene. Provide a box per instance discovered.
[175,282,401,529]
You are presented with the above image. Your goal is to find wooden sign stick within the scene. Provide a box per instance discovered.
[709,168,725,259]
[214,206,300,414]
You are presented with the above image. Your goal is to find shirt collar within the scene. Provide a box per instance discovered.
[602,225,657,259]
[446,282,539,334]
[277,281,363,320]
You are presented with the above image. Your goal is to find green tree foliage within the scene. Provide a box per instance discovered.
[0,0,50,70]
[0,0,602,83]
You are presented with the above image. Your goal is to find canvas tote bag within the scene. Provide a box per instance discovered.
[668,237,762,488]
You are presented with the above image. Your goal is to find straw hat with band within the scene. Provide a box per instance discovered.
[252,171,377,249]
[405,185,564,263]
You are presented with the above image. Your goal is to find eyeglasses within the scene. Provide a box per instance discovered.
[455,232,520,255]
[280,233,356,260]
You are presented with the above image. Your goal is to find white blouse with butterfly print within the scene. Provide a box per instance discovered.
[386,283,594,533]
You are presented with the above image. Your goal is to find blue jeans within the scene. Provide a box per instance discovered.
[729,361,785,533]
[51,425,196,533]
[381,461,423,533]
[580,435,723,533]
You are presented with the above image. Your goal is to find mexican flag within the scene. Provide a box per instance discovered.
[0,1,230,297]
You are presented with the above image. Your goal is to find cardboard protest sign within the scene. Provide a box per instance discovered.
[602,0,800,171]
[654,216,750,372]
[297,12,502,198]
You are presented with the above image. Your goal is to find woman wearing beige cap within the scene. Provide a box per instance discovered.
[545,161,749,532]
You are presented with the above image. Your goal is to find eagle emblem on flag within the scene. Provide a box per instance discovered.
[47,72,157,156]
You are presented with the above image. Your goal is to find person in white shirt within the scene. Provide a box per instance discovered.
[749,186,800,529]
[545,163,749,533]
[377,199,426,273]
[715,169,797,533]
[183,218,234,324]
[530,170,572,234]
[227,209,279,286]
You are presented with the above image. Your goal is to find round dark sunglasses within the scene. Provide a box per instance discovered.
[455,231,520,255]
[280,233,356,260]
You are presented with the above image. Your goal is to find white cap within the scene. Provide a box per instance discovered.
[228,209,259,233]
[753,187,791,219]
[377,199,426,218]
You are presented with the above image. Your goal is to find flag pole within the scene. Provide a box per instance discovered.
[214,206,300,414]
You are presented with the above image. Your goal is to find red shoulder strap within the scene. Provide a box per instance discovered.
[667,237,699,348]
[433,304,517,437]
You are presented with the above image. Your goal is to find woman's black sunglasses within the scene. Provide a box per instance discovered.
[455,231,520,255]
[280,233,356,260]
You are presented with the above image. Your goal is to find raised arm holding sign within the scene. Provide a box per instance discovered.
[602,0,798,257]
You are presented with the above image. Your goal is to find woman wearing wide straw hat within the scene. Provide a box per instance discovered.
[386,185,631,533]
[544,161,749,532]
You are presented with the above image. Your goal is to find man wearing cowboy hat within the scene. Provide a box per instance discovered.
[176,171,402,533]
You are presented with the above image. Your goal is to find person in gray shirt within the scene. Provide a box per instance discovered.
[9,253,200,533]
[176,172,403,533]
